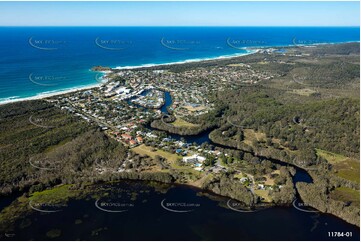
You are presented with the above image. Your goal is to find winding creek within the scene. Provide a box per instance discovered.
[154,91,313,184]
[0,91,359,240]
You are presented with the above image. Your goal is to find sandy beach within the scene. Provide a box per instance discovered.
[0,83,101,106]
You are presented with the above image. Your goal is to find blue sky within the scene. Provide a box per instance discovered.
[0,1,359,26]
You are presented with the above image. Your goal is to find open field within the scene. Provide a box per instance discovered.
[254,190,272,202]
[317,149,360,184]
[287,88,318,96]
[132,144,182,162]
[243,129,266,145]
[171,117,200,128]
[234,173,247,179]
[183,105,207,112]
[264,172,278,186]
[332,159,360,184]
[330,187,360,207]
[316,149,349,164]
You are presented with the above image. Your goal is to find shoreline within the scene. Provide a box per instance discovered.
[0,41,358,106]
[0,83,101,106]
[114,49,256,70]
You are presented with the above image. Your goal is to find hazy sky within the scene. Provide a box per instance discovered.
[0,1,359,26]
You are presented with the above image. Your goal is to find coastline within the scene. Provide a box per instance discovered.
[114,49,256,70]
[0,83,101,106]
[0,50,255,106]
[0,41,358,106]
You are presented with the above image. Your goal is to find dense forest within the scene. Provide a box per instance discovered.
[210,86,359,159]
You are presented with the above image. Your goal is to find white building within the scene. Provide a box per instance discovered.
[183,154,206,164]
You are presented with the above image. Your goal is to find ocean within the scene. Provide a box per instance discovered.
[0,27,359,104]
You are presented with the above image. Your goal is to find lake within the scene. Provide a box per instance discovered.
[1,181,359,240]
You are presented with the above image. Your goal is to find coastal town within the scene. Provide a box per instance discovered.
[49,63,281,201]
[53,63,274,146]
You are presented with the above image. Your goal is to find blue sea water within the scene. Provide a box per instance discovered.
[0,27,359,103]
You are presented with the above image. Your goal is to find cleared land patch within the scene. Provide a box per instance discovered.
[288,88,318,96]
[243,129,266,145]
[132,144,181,163]
[254,190,272,202]
[330,187,360,207]
[317,149,359,184]
[170,117,200,128]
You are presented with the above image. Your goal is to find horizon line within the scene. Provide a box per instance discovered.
[0,25,360,27]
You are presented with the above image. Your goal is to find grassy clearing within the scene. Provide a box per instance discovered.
[170,117,200,128]
[287,88,317,96]
[316,149,348,164]
[189,173,213,188]
[317,149,359,184]
[333,159,360,184]
[264,175,276,186]
[30,184,76,203]
[330,187,360,207]
[243,129,266,145]
[234,173,246,179]
[254,190,272,203]
[182,105,207,112]
[132,144,182,163]
[132,145,202,179]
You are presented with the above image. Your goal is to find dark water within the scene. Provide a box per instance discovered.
[2,182,359,241]
[0,193,21,212]
[165,129,213,146]
[160,91,172,114]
